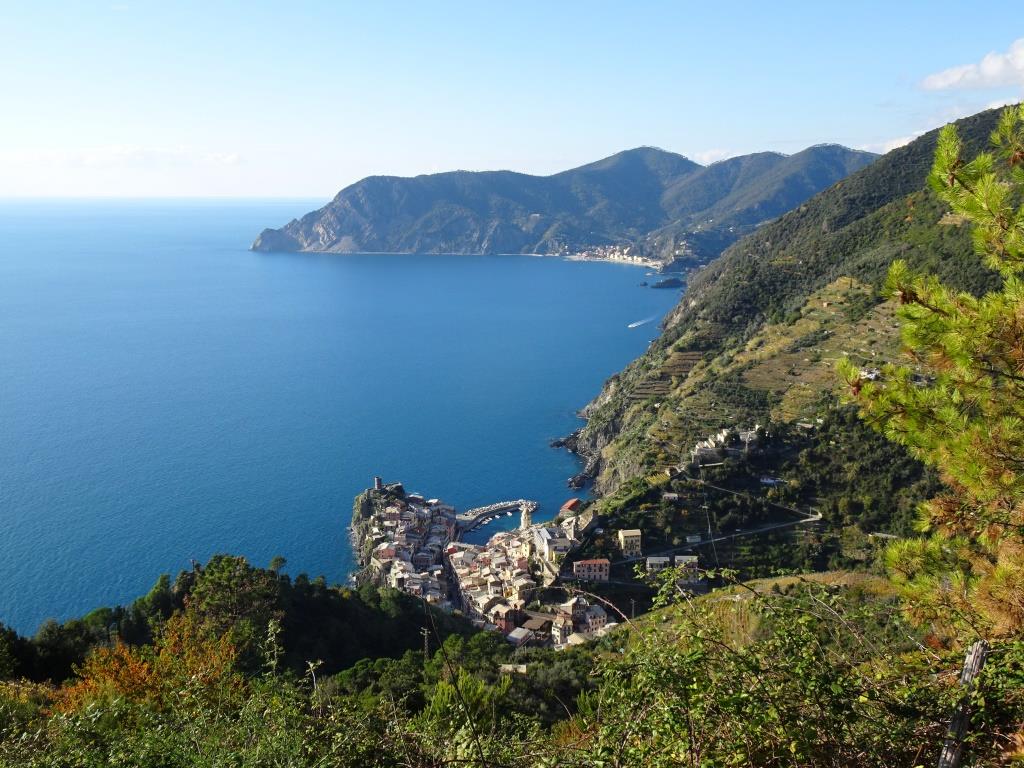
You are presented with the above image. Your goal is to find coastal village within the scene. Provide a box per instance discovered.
[351,477,706,649]
[564,243,663,269]
[349,421,803,649]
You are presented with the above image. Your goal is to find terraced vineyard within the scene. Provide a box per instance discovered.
[625,351,703,404]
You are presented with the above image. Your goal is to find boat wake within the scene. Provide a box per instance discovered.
[627,316,655,329]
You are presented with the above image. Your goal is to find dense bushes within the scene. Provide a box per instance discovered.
[2,556,473,684]
[2,572,1021,767]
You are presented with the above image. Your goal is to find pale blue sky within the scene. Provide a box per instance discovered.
[2,2,1022,197]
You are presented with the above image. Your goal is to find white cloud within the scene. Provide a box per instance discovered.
[923,38,1024,90]
[692,148,735,165]
[857,132,923,155]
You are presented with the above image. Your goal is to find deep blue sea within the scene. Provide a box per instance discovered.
[0,199,680,634]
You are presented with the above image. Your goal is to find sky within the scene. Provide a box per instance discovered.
[2,2,1023,198]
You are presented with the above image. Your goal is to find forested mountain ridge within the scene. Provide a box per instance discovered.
[642,143,879,262]
[251,144,876,263]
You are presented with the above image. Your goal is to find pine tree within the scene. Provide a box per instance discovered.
[840,104,1024,640]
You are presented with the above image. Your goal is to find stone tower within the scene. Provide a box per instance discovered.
[519,502,532,530]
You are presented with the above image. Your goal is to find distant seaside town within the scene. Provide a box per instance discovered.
[563,244,662,269]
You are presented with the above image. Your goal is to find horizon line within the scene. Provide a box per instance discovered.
[0,195,334,201]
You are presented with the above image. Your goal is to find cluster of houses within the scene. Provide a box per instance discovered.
[502,596,616,649]
[572,530,706,591]
[548,596,615,646]
[356,480,709,648]
[363,486,458,607]
[690,424,763,466]
[568,529,641,580]
[566,243,661,269]
[447,530,538,623]
[447,507,616,648]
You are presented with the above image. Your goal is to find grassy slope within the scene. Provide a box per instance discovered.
[632,570,895,646]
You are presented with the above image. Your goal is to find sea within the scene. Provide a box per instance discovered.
[0,199,681,634]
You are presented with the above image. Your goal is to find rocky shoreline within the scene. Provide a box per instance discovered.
[552,340,652,493]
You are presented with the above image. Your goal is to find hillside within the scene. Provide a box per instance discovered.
[0,556,473,684]
[643,143,878,262]
[570,106,1008,529]
[251,145,876,263]
[3,556,1019,767]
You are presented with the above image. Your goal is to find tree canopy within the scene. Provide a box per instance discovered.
[842,104,1024,639]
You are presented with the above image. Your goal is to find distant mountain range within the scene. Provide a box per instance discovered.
[251,145,877,264]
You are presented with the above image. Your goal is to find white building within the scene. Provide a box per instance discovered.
[646,556,672,573]
[506,627,534,647]
[534,527,571,561]
[618,529,642,557]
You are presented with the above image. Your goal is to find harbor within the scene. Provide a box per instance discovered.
[455,499,537,534]
[351,477,618,647]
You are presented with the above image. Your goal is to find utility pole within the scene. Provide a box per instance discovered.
[419,595,431,663]
[937,640,989,768]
